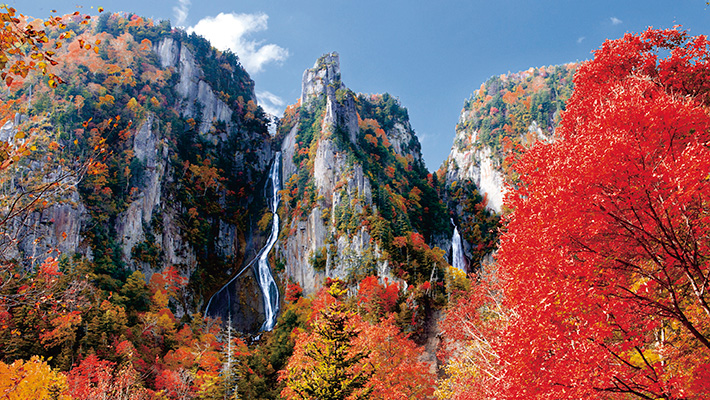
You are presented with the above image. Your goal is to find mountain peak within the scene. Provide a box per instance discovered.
[301,52,343,104]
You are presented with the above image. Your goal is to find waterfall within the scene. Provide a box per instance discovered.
[204,153,282,332]
[451,219,466,272]
[255,152,281,331]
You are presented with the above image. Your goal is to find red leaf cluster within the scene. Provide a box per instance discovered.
[495,28,710,399]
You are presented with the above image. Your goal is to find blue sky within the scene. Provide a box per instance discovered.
[12,0,710,169]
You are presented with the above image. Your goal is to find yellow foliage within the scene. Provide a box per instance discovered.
[258,211,274,232]
[97,94,115,107]
[152,289,170,310]
[628,348,661,370]
[435,354,480,400]
[0,356,72,400]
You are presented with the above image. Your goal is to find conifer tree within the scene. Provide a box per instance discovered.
[285,280,374,400]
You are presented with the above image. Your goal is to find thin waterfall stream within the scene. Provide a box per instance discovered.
[256,152,281,331]
[451,219,466,272]
[204,153,282,331]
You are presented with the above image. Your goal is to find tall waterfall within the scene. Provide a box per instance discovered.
[204,153,282,332]
[451,219,466,272]
[256,152,281,331]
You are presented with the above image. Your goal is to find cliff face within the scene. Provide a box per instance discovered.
[2,18,274,330]
[441,65,576,213]
[154,37,234,136]
[438,64,577,269]
[277,53,448,295]
[280,53,374,294]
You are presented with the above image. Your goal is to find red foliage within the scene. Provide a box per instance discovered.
[149,266,187,297]
[66,354,155,399]
[357,276,399,317]
[285,281,303,303]
[496,28,710,399]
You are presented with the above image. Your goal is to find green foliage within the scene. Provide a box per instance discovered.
[286,281,374,400]
[356,93,409,131]
[131,237,162,269]
[293,96,326,166]
[309,247,328,272]
[117,271,151,314]
[457,64,576,158]
[237,292,311,399]
[446,179,500,267]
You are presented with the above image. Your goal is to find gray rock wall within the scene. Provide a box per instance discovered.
[280,53,401,295]
[154,37,233,135]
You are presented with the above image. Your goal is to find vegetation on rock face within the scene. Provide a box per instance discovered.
[438,64,575,267]
[6,11,272,305]
[282,88,450,286]
[354,93,449,247]
[0,9,275,399]
[443,178,500,266]
[455,63,576,158]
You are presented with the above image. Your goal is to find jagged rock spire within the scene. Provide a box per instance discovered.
[301,52,343,105]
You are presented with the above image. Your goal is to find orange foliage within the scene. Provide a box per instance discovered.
[282,282,434,399]
[0,356,71,400]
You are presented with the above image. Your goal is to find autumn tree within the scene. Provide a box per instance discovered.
[356,275,399,321]
[0,5,96,170]
[66,352,154,400]
[283,279,375,400]
[353,315,435,399]
[436,265,510,400]
[496,28,710,399]
[0,356,71,400]
[0,6,97,304]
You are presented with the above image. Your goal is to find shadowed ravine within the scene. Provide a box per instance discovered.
[204,153,282,331]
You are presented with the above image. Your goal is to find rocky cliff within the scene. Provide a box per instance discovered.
[276,53,448,296]
[438,64,577,268]
[1,16,275,331]
[441,64,576,213]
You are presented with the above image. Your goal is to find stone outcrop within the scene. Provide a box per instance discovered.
[302,53,359,144]
[442,64,575,215]
[280,54,405,295]
[443,133,506,213]
[388,121,421,160]
[154,37,233,136]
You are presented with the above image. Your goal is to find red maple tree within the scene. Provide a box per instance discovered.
[495,28,710,399]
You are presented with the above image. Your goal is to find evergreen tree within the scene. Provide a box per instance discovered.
[285,280,374,400]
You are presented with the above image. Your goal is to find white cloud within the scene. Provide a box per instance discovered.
[187,12,289,74]
[257,90,286,117]
[417,131,433,144]
[577,36,586,44]
[173,0,190,27]
[610,17,622,25]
